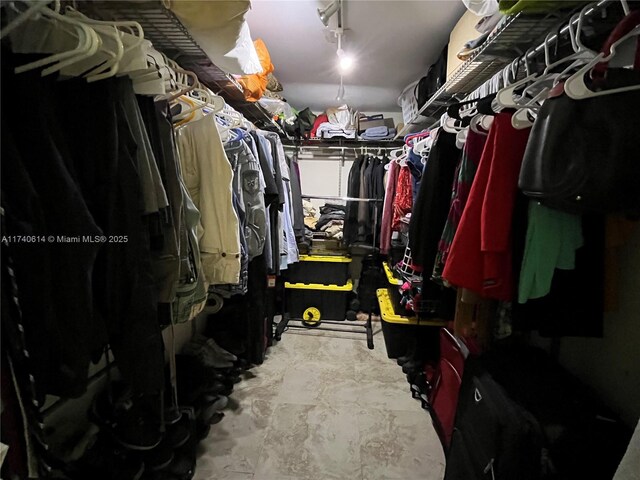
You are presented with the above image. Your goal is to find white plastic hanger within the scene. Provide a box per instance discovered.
[11,2,101,75]
[0,0,50,40]
[511,89,548,129]
[64,7,144,81]
[470,113,493,134]
[173,87,225,121]
[520,9,597,102]
[413,135,433,155]
[564,23,640,99]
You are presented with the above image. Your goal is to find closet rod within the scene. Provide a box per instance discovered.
[302,194,382,203]
[284,145,399,151]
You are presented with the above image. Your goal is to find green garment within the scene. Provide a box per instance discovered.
[518,201,583,304]
[499,0,590,15]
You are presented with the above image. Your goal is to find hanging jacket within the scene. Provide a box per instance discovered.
[380,160,400,254]
[225,138,267,260]
[443,112,531,301]
[176,113,241,285]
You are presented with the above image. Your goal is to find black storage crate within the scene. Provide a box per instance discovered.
[286,280,353,322]
[287,255,351,285]
[377,288,446,359]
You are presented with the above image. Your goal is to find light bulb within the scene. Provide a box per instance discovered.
[338,55,353,73]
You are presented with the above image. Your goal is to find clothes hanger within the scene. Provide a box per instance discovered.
[163,66,198,102]
[173,88,225,122]
[511,89,548,129]
[519,9,596,103]
[494,51,540,110]
[0,0,50,40]
[11,2,100,75]
[404,130,429,147]
[172,96,197,127]
[78,23,124,82]
[564,10,640,99]
[470,114,492,134]
[64,7,144,80]
[413,135,433,155]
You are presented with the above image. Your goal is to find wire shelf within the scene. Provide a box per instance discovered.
[80,0,285,134]
[395,7,580,138]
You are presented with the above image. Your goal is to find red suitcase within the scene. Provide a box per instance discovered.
[424,328,467,450]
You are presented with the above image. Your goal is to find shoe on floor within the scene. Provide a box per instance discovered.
[90,386,163,451]
[182,341,234,369]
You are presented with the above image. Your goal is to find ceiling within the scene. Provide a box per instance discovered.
[246,0,465,113]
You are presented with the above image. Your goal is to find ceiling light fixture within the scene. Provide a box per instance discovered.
[317,0,340,27]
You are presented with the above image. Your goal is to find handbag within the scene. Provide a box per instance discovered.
[416,45,449,108]
[518,11,640,216]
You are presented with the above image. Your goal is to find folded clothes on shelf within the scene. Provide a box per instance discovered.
[315,122,357,139]
[360,126,397,141]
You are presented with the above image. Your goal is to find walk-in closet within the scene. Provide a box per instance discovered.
[1,1,639,479]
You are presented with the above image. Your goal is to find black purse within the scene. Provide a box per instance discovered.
[416,45,449,108]
[518,11,640,216]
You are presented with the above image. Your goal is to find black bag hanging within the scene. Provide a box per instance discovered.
[518,11,640,216]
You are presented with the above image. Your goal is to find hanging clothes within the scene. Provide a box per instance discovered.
[432,127,488,283]
[176,113,242,285]
[512,215,605,337]
[392,165,413,231]
[406,149,424,203]
[517,201,583,303]
[443,112,531,301]
[224,137,267,261]
[380,160,400,254]
[408,129,460,273]
[250,131,279,273]
[358,157,371,238]
[344,155,365,245]
[288,154,305,239]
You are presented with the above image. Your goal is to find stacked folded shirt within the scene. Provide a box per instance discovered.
[315,122,356,139]
[360,125,397,141]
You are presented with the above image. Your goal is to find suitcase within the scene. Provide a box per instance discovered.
[423,329,466,450]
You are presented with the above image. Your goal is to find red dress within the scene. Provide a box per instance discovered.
[442,112,531,301]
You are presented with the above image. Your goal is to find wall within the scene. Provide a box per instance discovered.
[534,224,640,427]
[297,157,354,212]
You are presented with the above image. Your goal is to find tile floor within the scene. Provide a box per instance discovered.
[194,327,445,480]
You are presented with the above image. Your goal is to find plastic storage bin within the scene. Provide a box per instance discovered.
[287,255,351,285]
[383,261,405,316]
[377,288,446,358]
[286,280,353,324]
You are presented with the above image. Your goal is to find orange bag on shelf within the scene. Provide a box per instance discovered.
[238,38,274,102]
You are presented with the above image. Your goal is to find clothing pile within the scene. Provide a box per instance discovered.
[311,104,357,139]
[360,125,397,141]
[303,200,318,230]
[316,204,346,240]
